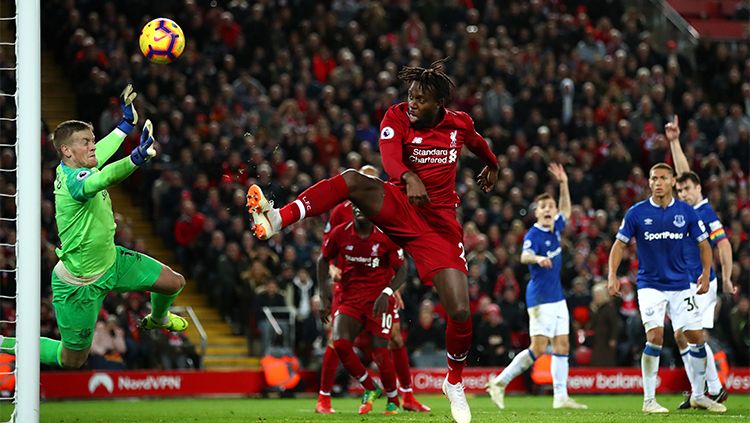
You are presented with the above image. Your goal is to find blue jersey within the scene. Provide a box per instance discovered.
[616,198,708,291]
[523,214,566,308]
[685,198,727,282]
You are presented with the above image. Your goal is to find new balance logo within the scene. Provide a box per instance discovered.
[412,137,423,144]
[345,245,354,251]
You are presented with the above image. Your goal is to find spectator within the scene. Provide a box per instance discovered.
[586,282,620,366]
[473,304,512,366]
[89,314,127,370]
[729,296,750,366]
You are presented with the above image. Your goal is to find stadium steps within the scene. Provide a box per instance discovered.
[106,186,258,369]
[40,51,258,369]
[41,51,74,129]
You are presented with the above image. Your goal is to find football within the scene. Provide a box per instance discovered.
[139,18,185,64]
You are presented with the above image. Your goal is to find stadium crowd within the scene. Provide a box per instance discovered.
[3,0,747,371]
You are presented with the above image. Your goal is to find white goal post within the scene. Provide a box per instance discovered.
[13,0,41,422]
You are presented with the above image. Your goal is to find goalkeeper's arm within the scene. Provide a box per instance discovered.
[83,156,138,195]
[96,84,139,168]
[83,120,156,196]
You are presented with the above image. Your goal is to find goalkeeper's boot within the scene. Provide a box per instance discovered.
[401,390,431,412]
[690,395,727,413]
[315,394,336,414]
[384,400,400,415]
[486,377,507,410]
[443,376,471,423]
[553,397,588,409]
[358,386,382,415]
[140,311,189,332]
[642,399,669,413]
[246,185,280,240]
[707,388,728,403]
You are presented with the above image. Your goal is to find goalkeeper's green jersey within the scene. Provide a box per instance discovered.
[53,128,137,278]
[54,164,117,277]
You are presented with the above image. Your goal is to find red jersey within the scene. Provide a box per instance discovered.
[378,102,498,208]
[322,222,404,305]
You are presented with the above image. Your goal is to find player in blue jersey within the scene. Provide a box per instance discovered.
[666,117,735,408]
[487,163,587,410]
[608,163,726,413]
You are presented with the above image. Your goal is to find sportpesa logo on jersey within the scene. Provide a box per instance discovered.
[643,231,685,241]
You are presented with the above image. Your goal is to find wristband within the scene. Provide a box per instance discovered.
[382,287,394,296]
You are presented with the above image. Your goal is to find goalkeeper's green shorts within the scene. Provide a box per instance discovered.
[52,245,163,350]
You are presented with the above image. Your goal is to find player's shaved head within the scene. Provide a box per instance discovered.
[359,165,378,177]
[53,120,94,158]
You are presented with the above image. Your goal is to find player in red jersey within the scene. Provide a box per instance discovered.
[248,59,498,423]
[316,165,430,414]
[319,206,406,415]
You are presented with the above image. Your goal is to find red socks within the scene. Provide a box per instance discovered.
[319,345,339,394]
[279,174,349,227]
[333,339,375,391]
[373,347,398,400]
[445,317,472,384]
[391,346,412,389]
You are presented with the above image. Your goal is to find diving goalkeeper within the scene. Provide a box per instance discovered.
[0,85,188,368]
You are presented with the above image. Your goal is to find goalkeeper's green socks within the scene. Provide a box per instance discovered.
[150,286,183,325]
[0,336,62,367]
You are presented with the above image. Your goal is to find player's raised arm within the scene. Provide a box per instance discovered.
[82,120,156,197]
[549,163,571,220]
[95,84,139,168]
[665,115,690,176]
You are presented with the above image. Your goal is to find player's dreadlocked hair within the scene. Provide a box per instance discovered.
[397,58,456,104]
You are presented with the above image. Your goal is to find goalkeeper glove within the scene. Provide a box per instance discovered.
[130,120,156,166]
[116,84,138,134]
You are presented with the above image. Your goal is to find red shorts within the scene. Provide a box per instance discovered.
[371,182,468,285]
[336,296,396,340]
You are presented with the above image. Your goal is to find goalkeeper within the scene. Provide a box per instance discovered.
[0,85,188,368]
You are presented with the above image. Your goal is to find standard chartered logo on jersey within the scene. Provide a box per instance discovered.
[409,147,457,164]
[643,231,685,241]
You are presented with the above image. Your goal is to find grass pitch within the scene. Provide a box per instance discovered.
[1,394,747,422]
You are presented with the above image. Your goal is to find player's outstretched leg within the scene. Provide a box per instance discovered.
[316,344,339,414]
[246,170,384,240]
[141,265,188,332]
[0,336,63,367]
